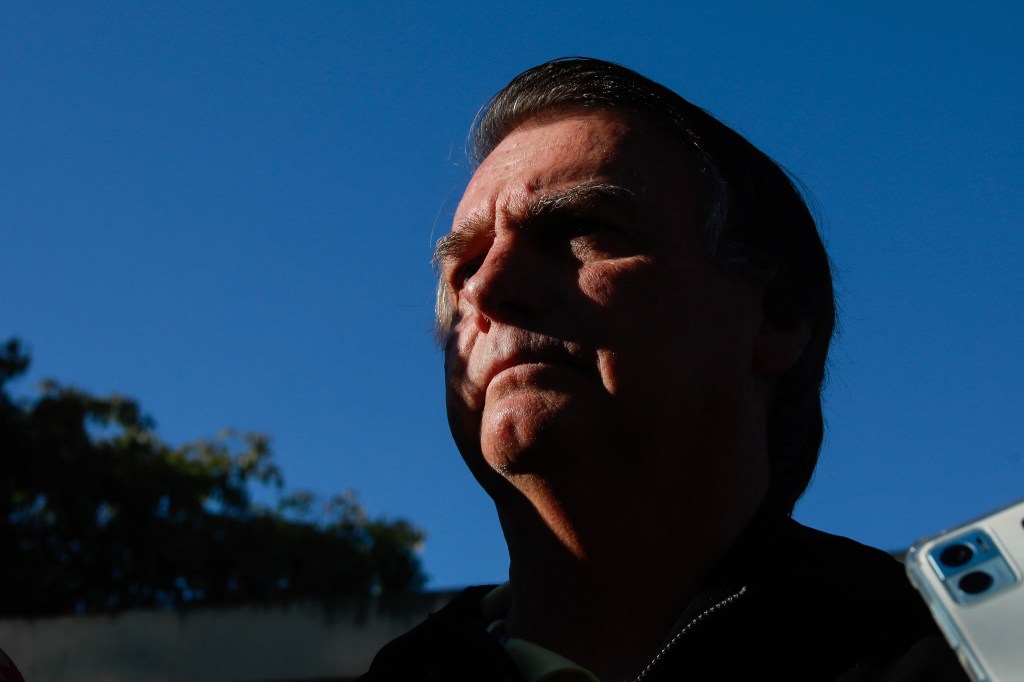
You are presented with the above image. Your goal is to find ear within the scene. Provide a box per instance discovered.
[754,318,811,378]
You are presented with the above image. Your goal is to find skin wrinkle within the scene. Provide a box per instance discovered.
[433,182,638,337]
[436,185,664,272]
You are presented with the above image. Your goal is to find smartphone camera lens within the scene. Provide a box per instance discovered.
[940,543,974,567]
[958,571,994,595]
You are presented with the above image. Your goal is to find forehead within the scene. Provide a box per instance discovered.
[454,111,692,225]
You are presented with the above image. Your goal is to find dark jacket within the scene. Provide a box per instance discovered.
[360,514,966,681]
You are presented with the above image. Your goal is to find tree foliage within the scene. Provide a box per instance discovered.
[0,339,425,617]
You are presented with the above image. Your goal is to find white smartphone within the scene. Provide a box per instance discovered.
[905,498,1024,682]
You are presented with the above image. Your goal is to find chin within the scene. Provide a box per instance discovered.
[479,392,572,459]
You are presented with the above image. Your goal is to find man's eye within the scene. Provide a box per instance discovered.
[452,258,482,289]
[563,218,629,248]
[562,219,632,259]
[564,218,605,236]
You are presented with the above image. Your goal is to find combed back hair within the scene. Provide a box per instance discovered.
[442,57,836,514]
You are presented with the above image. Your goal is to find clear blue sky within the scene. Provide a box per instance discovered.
[3,2,1021,589]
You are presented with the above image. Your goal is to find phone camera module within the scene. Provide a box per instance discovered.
[958,571,994,595]
[940,543,974,568]
[927,528,1018,603]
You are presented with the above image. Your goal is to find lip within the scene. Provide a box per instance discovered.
[482,343,591,391]
[489,361,564,386]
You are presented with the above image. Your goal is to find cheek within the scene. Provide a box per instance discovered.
[587,261,750,396]
[444,324,478,410]
[575,257,658,325]
[444,330,487,466]
[577,262,684,398]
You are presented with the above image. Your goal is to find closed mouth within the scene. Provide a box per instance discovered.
[484,344,591,389]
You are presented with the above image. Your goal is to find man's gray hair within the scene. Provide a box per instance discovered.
[443,57,836,515]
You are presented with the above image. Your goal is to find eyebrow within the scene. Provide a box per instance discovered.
[432,182,636,270]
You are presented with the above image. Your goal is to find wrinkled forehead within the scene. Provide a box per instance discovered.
[453,110,691,229]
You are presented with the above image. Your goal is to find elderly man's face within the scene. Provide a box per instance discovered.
[438,111,769,505]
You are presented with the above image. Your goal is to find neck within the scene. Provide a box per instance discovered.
[496,476,765,682]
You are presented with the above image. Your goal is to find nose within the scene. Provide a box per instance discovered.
[461,237,550,330]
